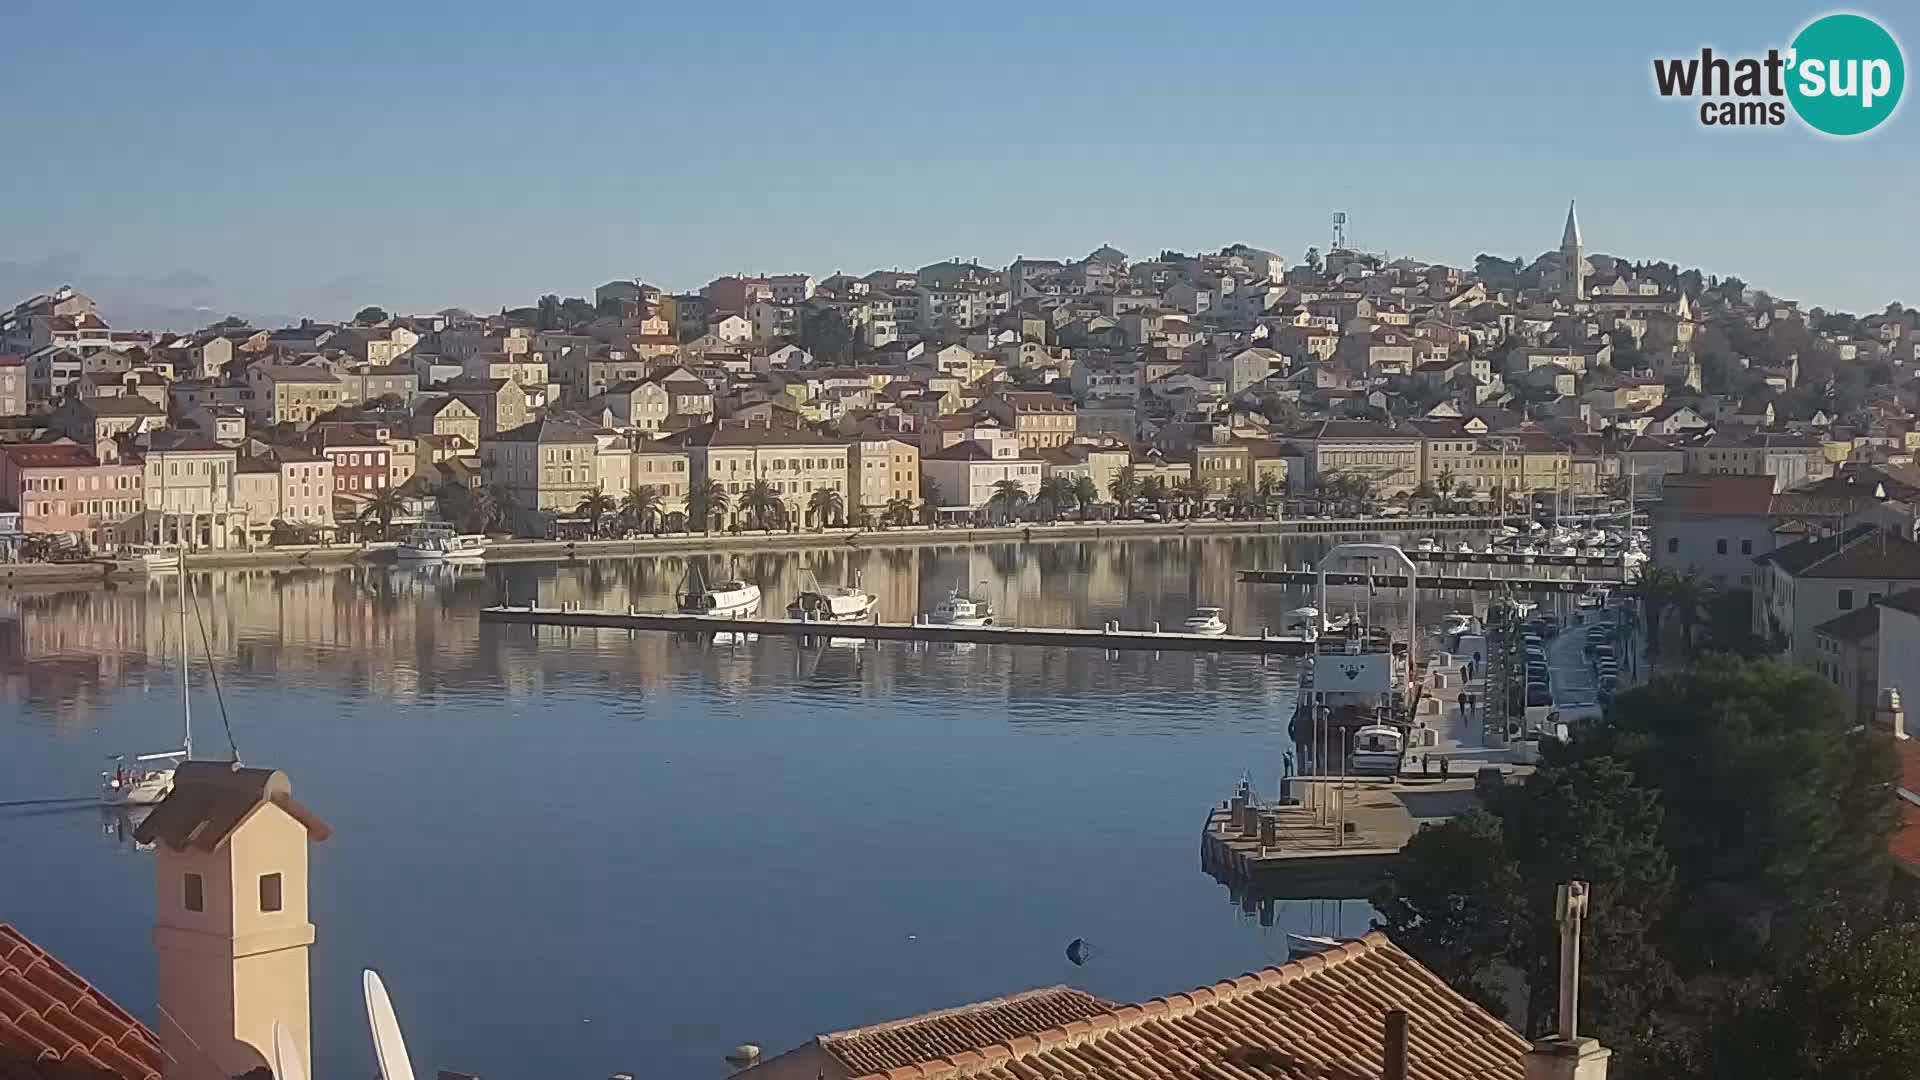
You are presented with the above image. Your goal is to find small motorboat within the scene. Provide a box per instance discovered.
[927,585,994,626]
[398,524,488,562]
[1182,607,1228,635]
[1414,537,1440,554]
[1442,611,1480,636]
[1455,541,1475,553]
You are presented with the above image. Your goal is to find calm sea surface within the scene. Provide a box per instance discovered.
[1,535,1424,1079]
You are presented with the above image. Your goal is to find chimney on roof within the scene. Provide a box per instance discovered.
[1524,881,1610,1080]
[1877,688,1909,740]
[1382,1009,1408,1080]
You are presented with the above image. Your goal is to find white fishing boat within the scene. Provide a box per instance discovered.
[102,574,196,805]
[927,584,994,626]
[397,524,487,562]
[1442,611,1481,636]
[677,563,762,617]
[788,569,878,622]
[117,544,182,572]
[1182,606,1228,635]
[1456,541,1475,553]
[1349,723,1407,777]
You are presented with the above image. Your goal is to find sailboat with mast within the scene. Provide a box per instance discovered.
[101,572,197,805]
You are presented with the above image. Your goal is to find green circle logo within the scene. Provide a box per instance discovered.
[1787,13,1905,136]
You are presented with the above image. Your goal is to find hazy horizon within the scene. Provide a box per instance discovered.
[4,1,1913,328]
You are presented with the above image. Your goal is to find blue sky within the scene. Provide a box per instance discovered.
[2,1,1913,327]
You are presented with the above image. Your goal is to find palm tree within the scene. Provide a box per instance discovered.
[1036,476,1075,523]
[988,478,1029,523]
[1109,466,1141,513]
[1667,570,1716,655]
[1631,567,1674,658]
[575,487,619,537]
[884,496,916,527]
[621,486,664,535]
[743,478,785,531]
[358,488,407,540]
[1226,479,1253,520]
[1176,476,1209,519]
[1255,473,1284,519]
[686,480,728,534]
[807,487,845,528]
[1140,475,1169,517]
[1435,468,1457,510]
[435,478,472,526]
[1071,476,1100,518]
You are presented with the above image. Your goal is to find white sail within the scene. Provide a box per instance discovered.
[272,1020,307,1080]
[363,970,418,1080]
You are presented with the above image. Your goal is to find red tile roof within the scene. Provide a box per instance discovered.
[753,934,1526,1080]
[1894,742,1920,879]
[0,925,163,1080]
[818,987,1116,1076]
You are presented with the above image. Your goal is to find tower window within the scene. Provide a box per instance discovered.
[184,873,204,912]
[259,873,283,913]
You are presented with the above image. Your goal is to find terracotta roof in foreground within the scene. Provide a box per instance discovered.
[0,924,165,1080]
[819,987,1116,1076]
[752,934,1526,1080]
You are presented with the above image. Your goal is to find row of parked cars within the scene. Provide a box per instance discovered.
[1520,618,1555,708]
[1587,621,1621,699]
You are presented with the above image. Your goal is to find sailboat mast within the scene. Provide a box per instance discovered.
[179,570,193,760]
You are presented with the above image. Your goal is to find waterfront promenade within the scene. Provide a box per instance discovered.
[0,514,1505,588]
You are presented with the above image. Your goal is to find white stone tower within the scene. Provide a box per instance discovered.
[136,763,332,1080]
[1561,201,1586,302]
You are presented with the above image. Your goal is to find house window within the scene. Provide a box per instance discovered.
[1666,538,1678,554]
[1716,538,1728,555]
[1741,539,1754,555]
[184,873,204,912]
[1839,589,1854,610]
[260,872,283,913]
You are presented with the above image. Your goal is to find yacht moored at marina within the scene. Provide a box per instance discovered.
[117,544,182,572]
[1181,607,1228,635]
[787,570,879,622]
[397,524,488,562]
[102,573,196,805]
[676,563,762,617]
[926,584,994,626]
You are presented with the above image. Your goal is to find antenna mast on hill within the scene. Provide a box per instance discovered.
[1332,212,1348,251]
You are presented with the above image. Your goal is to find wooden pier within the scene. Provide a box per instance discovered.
[1199,776,1482,899]
[479,605,1318,654]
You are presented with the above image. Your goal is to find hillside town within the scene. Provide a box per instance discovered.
[2,205,1915,561]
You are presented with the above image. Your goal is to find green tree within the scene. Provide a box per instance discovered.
[357,488,407,539]
[1255,473,1285,519]
[574,488,618,537]
[686,480,728,534]
[535,293,562,330]
[800,306,855,363]
[1226,479,1253,519]
[434,478,473,527]
[352,305,388,325]
[1109,466,1141,511]
[742,479,785,530]
[1649,910,1920,1080]
[1584,656,1898,976]
[1372,808,1524,1014]
[1176,476,1209,518]
[621,486,664,535]
[1071,476,1100,518]
[987,478,1028,523]
[1035,476,1075,522]
[1139,475,1169,515]
[1665,570,1716,655]
[807,487,845,528]
[883,496,915,527]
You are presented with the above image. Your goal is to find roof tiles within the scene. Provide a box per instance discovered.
[0,925,162,1080]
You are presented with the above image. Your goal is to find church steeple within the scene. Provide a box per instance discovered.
[1560,200,1586,301]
